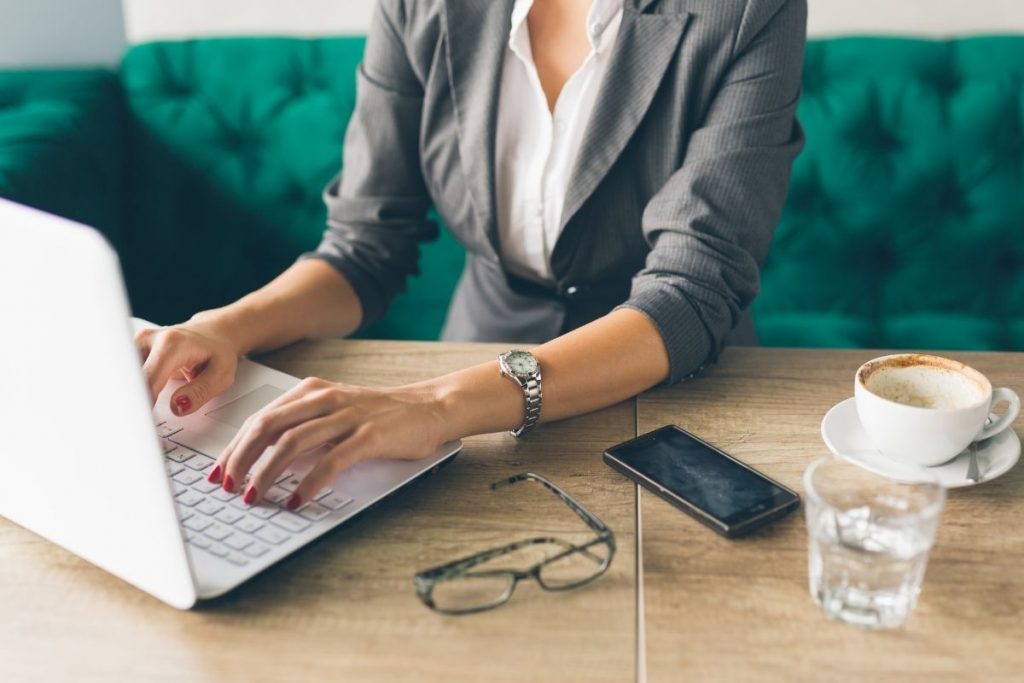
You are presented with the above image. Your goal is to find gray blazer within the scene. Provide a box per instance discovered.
[304,0,807,383]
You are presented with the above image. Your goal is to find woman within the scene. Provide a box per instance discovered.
[138,0,807,509]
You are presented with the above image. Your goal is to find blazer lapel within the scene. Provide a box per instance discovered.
[559,0,692,235]
[443,0,514,257]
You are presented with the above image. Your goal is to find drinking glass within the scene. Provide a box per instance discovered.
[803,456,945,629]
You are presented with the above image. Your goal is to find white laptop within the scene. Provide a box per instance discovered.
[0,198,462,608]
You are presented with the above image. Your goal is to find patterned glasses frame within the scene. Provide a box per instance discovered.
[413,472,617,615]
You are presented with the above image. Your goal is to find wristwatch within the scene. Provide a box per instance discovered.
[498,350,543,438]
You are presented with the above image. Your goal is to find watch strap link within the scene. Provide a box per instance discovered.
[511,374,543,438]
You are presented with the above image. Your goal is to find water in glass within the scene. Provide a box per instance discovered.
[804,457,945,629]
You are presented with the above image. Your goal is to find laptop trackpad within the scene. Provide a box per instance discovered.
[206,384,286,428]
[170,384,286,458]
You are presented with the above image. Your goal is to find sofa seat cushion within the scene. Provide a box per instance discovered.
[120,38,463,335]
[754,36,1024,351]
[0,70,123,247]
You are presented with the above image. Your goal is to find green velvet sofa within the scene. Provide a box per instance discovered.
[2,35,1022,350]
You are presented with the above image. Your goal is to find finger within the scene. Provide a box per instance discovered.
[141,333,197,404]
[134,327,158,364]
[169,356,233,417]
[287,427,373,510]
[245,413,356,503]
[220,391,338,493]
[209,378,331,485]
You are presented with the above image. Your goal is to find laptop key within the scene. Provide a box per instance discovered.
[161,439,179,454]
[207,543,229,558]
[255,526,290,545]
[156,423,183,438]
[215,508,244,525]
[312,488,333,501]
[178,508,194,522]
[223,533,252,551]
[211,488,239,503]
[235,517,264,534]
[171,481,189,497]
[264,486,291,505]
[273,470,295,484]
[298,503,331,522]
[184,453,216,471]
[189,535,212,549]
[192,479,220,494]
[183,515,213,532]
[166,449,195,464]
[203,523,232,542]
[226,552,249,566]
[177,490,205,507]
[195,499,223,516]
[165,461,185,477]
[243,543,270,558]
[319,493,354,511]
[270,512,311,533]
[173,469,203,486]
[278,475,303,492]
[248,505,280,520]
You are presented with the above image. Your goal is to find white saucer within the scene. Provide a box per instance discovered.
[820,398,1021,488]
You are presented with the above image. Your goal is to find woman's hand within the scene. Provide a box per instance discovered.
[135,318,240,416]
[208,377,451,509]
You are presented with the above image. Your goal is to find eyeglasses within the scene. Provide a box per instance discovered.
[413,472,616,615]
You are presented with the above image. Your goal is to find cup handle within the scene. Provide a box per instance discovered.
[977,388,1021,441]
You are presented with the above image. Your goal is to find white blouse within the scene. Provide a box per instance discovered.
[495,0,624,283]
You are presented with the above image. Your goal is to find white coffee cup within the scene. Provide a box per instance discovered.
[854,354,1020,467]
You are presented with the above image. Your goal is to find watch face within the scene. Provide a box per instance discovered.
[505,350,539,379]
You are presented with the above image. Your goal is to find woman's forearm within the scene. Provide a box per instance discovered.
[190,259,364,355]
[427,307,671,441]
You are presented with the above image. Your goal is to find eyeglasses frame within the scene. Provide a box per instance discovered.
[413,472,617,615]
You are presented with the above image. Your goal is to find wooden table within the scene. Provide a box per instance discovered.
[0,340,638,683]
[638,348,1024,682]
[2,342,1022,682]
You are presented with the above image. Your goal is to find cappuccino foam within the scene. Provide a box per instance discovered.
[865,365,985,410]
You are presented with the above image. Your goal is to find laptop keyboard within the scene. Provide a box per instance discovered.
[157,421,354,569]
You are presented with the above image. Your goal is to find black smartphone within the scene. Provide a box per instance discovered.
[604,425,800,538]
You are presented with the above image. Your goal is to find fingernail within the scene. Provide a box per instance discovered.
[243,485,258,505]
[286,494,301,511]
[223,474,235,493]
[174,395,191,415]
[207,464,222,483]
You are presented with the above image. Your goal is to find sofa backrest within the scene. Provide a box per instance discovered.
[752,36,1024,350]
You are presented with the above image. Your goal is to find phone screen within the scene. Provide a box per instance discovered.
[609,426,794,525]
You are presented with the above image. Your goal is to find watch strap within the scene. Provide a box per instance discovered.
[510,372,542,438]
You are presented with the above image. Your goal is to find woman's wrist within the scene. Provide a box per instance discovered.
[419,362,527,442]
[188,306,259,357]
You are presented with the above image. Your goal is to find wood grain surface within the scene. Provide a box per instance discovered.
[637,347,1024,683]
[0,340,637,683]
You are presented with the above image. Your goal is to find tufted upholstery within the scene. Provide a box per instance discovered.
[0,36,1021,350]
[0,70,123,247]
[119,38,464,337]
[754,37,1024,351]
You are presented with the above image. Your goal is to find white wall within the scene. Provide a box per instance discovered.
[123,0,374,42]
[123,0,1024,42]
[0,0,125,67]
[808,0,1024,37]
[3,0,1022,68]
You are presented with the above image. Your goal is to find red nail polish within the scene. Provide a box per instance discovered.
[223,474,235,493]
[243,486,257,505]
[208,464,222,483]
[174,396,192,414]
[286,494,301,511]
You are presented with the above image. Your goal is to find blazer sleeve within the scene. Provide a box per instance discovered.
[617,0,807,384]
[298,0,436,331]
